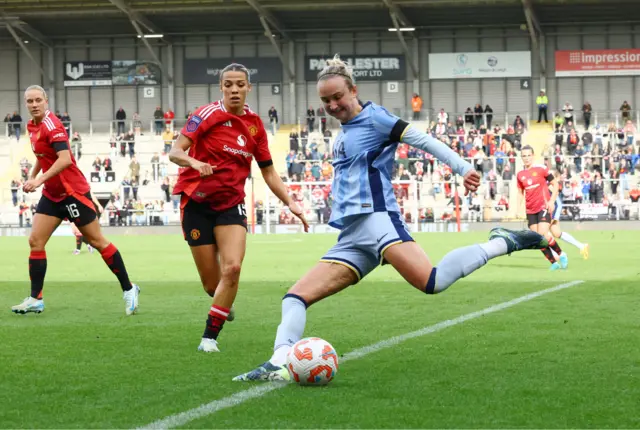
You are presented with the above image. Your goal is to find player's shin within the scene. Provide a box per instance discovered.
[29,250,47,299]
[203,304,230,340]
[99,243,133,291]
[560,231,584,249]
[547,236,563,255]
[270,294,308,366]
[75,237,82,251]
[426,239,509,294]
[541,247,556,263]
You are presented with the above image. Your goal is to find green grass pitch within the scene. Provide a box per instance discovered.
[1,230,639,428]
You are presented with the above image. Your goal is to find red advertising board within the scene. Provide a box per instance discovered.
[555,49,640,76]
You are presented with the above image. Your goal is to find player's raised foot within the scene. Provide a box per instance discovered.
[123,284,140,315]
[73,249,80,255]
[232,361,290,382]
[489,227,548,254]
[227,305,235,322]
[580,243,590,260]
[11,297,44,314]
[559,253,569,269]
[197,337,220,353]
[549,262,561,271]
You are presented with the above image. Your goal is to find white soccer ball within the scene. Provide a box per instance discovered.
[285,337,339,386]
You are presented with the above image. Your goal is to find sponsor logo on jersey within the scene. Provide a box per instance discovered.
[237,135,247,147]
[53,132,66,140]
[223,121,232,127]
[223,145,252,158]
[186,115,203,132]
[190,229,201,241]
[248,125,258,136]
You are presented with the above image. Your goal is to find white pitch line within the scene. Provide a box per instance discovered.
[140,280,584,429]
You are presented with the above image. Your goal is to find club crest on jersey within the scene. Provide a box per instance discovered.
[248,125,258,136]
[237,135,247,147]
[532,171,537,176]
[186,115,203,132]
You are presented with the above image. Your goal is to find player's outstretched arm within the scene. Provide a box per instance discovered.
[401,126,473,177]
[401,125,480,194]
[24,150,72,193]
[260,164,309,232]
[169,134,215,177]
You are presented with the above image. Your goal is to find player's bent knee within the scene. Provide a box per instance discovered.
[221,263,242,282]
[28,235,46,251]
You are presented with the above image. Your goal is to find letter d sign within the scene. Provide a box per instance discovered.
[387,82,399,93]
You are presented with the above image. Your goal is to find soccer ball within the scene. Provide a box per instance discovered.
[286,337,339,386]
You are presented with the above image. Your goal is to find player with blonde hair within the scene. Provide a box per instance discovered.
[234,55,547,381]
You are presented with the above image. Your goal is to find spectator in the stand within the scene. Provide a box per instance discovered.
[19,201,30,227]
[286,150,297,178]
[162,126,174,154]
[185,110,192,120]
[3,113,10,136]
[268,106,278,134]
[10,178,21,207]
[289,129,299,153]
[123,130,135,158]
[317,106,327,133]
[164,108,175,128]
[484,105,493,129]
[437,108,448,125]
[151,152,160,182]
[567,128,579,154]
[623,120,636,147]
[132,112,142,136]
[536,90,548,123]
[562,101,574,124]
[131,179,139,201]
[129,156,140,184]
[411,94,423,121]
[60,112,71,136]
[513,115,526,133]
[620,101,632,121]
[161,176,171,202]
[70,131,82,159]
[582,102,592,130]
[10,111,22,140]
[323,128,332,154]
[115,107,127,135]
[153,106,164,135]
[92,157,102,172]
[103,156,112,172]
[473,103,483,129]
[300,126,309,154]
[464,107,474,126]
[306,106,315,131]
[553,112,564,132]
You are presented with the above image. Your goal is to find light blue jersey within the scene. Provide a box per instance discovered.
[329,102,404,229]
[329,102,473,229]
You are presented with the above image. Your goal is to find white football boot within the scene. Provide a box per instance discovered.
[197,338,220,353]
[11,297,45,314]
[123,284,140,315]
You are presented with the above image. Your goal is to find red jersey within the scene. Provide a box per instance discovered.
[517,164,554,214]
[27,110,90,202]
[173,100,272,211]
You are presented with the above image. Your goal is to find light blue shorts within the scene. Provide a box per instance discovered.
[552,198,563,221]
[320,211,414,282]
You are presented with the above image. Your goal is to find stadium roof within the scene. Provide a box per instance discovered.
[0,0,635,42]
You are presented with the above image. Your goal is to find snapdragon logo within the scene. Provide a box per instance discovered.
[223,145,252,158]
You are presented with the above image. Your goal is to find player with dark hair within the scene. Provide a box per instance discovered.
[517,145,567,270]
[11,85,139,315]
[169,63,309,353]
[233,55,547,381]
